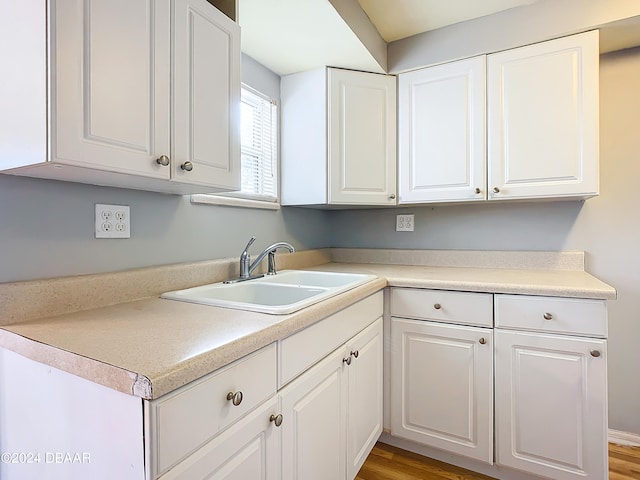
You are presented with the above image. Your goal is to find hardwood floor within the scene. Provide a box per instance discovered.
[357,442,640,480]
[610,443,640,480]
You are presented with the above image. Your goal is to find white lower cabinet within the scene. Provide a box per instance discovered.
[280,346,347,480]
[151,293,383,480]
[494,330,607,480]
[390,289,494,463]
[157,397,281,480]
[390,319,493,463]
[494,294,608,480]
[346,319,384,479]
[388,288,608,480]
[280,317,383,480]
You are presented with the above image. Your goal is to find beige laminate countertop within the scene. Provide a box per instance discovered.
[0,259,616,401]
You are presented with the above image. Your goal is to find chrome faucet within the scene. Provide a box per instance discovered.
[227,236,295,283]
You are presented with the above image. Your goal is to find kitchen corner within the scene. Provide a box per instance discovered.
[0,248,614,400]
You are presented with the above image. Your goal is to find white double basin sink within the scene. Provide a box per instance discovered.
[161,270,377,314]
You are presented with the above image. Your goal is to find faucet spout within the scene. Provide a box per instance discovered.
[226,237,295,284]
[249,242,295,276]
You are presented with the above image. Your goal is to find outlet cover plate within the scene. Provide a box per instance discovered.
[95,204,130,238]
[396,214,415,232]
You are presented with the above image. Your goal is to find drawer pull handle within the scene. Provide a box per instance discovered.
[351,350,359,359]
[343,356,352,366]
[479,337,487,345]
[434,303,442,310]
[181,161,194,172]
[543,313,553,320]
[270,414,283,427]
[474,187,481,194]
[226,391,243,406]
[590,350,601,358]
[493,187,500,193]
[156,155,170,166]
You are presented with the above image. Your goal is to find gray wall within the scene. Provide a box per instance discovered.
[330,48,640,436]
[0,54,331,283]
[387,0,640,73]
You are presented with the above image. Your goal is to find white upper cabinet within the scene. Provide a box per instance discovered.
[52,0,170,179]
[281,67,396,206]
[0,0,240,195]
[397,30,599,204]
[487,30,599,200]
[398,56,486,203]
[172,0,240,189]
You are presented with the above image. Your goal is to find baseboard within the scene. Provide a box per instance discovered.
[609,429,640,447]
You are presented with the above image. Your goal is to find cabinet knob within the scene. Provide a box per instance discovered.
[479,337,487,345]
[156,155,170,166]
[343,356,352,366]
[474,187,481,194]
[543,312,553,320]
[226,391,243,406]
[269,414,283,427]
[433,303,442,310]
[181,161,194,172]
[590,350,601,358]
[388,194,396,200]
[493,187,500,194]
[350,350,359,359]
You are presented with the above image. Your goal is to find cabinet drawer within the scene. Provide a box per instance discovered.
[148,343,277,477]
[279,291,383,387]
[495,294,607,338]
[391,288,493,327]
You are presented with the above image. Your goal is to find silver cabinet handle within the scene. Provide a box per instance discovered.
[269,414,283,427]
[343,356,352,366]
[434,303,442,310]
[156,155,170,166]
[493,187,500,193]
[388,194,396,200]
[226,391,243,406]
[479,337,487,345]
[350,350,359,359]
[543,313,553,320]
[181,161,194,171]
[590,350,601,358]
[474,187,481,194]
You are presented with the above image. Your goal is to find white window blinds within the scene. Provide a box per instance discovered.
[239,86,278,202]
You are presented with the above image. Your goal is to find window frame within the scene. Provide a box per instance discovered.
[191,83,280,210]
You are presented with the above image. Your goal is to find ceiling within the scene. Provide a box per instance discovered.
[356,0,538,42]
[239,0,540,76]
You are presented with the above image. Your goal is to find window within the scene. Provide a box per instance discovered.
[190,85,279,209]
[239,86,278,202]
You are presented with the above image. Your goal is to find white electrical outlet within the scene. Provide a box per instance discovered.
[396,214,415,232]
[95,204,130,238]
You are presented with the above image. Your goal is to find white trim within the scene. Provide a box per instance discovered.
[608,429,640,446]
[190,194,280,210]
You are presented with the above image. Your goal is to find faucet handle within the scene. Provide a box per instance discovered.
[242,236,256,255]
[239,236,257,279]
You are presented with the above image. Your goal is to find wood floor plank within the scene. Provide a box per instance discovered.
[358,442,640,480]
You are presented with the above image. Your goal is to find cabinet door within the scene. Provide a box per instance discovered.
[390,318,493,463]
[157,397,281,480]
[52,0,171,177]
[280,347,347,480]
[346,318,383,479]
[487,30,599,200]
[172,0,240,190]
[398,56,486,203]
[495,330,607,480]
[328,69,396,205]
